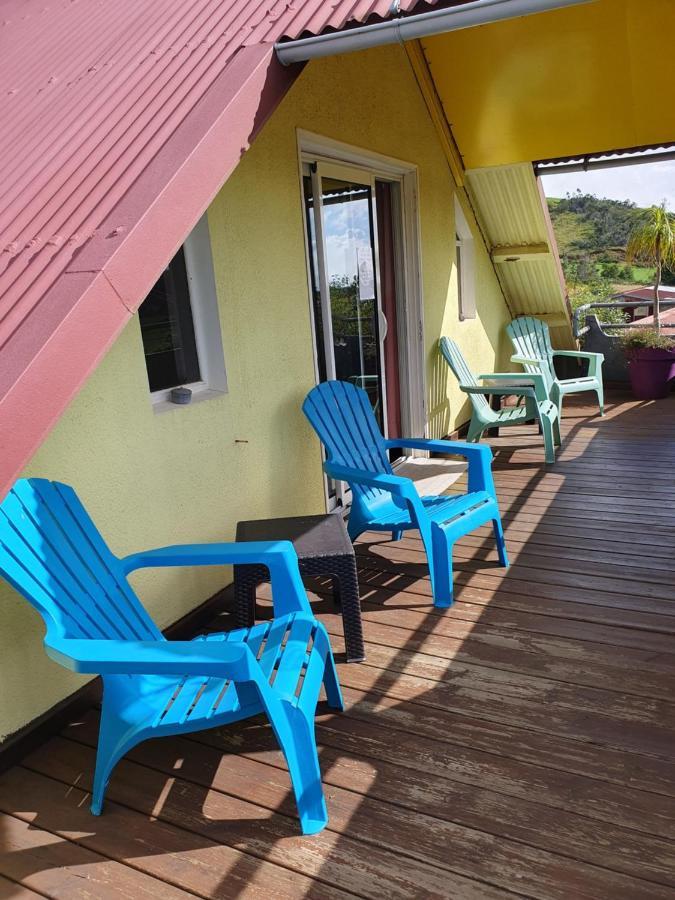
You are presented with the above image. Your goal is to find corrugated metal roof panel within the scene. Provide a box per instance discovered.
[466,163,572,346]
[0,0,453,496]
[466,163,549,246]
[268,0,449,41]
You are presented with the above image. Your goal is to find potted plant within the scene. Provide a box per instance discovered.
[620,328,675,399]
[622,203,675,399]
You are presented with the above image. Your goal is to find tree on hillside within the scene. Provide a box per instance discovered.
[625,202,675,330]
[551,191,646,252]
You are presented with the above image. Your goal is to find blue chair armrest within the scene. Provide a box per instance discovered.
[324,461,427,529]
[45,636,256,680]
[120,541,311,617]
[323,462,417,500]
[383,438,495,495]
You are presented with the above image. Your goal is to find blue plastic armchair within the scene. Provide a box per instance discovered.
[0,479,343,835]
[303,380,508,608]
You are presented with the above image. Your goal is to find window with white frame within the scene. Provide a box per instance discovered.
[138,214,227,407]
[454,197,476,320]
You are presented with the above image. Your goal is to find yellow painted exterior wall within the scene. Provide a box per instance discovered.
[0,44,510,740]
[424,0,675,168]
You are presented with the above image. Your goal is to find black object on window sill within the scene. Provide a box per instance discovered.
[170,386,192,405]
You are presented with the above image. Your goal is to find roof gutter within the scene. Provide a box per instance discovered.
[535,147,675,176]
[275,0,595,66]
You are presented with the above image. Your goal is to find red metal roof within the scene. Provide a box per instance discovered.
[0,0,447,497]
[614,287,675,326]
[612,287,675,302]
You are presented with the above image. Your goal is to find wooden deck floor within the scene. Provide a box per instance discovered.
[2,391,675,899]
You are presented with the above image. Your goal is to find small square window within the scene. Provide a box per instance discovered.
[138,214,227,409]
[139,248,201,393]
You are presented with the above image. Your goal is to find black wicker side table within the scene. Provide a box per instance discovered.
[234,514,365,662]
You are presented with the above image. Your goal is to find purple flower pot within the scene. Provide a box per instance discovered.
[626,347,675,400]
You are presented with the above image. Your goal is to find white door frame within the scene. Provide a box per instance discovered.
[297,130,428,510]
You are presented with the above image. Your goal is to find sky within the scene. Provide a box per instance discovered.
[323,192,373,285]
[540,159,675,209]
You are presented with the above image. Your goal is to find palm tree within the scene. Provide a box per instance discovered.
[626,202,675,331]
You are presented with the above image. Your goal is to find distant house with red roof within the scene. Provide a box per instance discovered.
[612,286,675,324]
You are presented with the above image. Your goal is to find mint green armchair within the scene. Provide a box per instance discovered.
[506,316,604,417]
[439,337,561,464]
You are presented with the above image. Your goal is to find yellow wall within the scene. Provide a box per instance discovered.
[0,44,510,740]
[424,0,675,168]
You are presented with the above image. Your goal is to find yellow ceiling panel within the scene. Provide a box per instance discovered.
[423,0,675,168]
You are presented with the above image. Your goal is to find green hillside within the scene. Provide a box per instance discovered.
[547,193,655,282]
[546,192,667,324]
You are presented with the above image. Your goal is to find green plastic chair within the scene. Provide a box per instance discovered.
[506,316,604,417]
[439,337,561,464]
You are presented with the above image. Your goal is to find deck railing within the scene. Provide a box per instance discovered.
[573,299,675,339]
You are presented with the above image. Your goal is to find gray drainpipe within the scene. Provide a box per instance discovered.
[275,0,595,66]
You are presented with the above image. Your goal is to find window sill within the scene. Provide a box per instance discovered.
[151,386,226,415]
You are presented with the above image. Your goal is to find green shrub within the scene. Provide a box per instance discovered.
[568,281,629,327]
[619,328,675,351]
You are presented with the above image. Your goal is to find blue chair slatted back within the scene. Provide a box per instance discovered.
[0,479,162,644]
[506,317,556,389]
[439,338,490,414]
[303,381,397,514]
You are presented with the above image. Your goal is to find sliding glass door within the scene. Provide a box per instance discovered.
[303,160,402,505]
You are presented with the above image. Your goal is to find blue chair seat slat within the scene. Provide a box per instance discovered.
[153,675,206,727]
[186,624,272,722]
[303,380,509,607]
[298,625,332,716]
[272,616,317,701]
[362,490,492,530]
[152,620,277,727]
[257,614,297,681]
[187,633,232,722]
[0,479,343,836]
[422,491,492,525]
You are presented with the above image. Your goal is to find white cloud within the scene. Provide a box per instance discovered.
[323,196,372,281]
[541,159,675,209]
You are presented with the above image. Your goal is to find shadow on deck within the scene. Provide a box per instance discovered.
[1,390,674,899]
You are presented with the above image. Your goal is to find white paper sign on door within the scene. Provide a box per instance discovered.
[357,247,375,301]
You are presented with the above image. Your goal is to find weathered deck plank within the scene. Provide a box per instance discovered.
[0,391,674,898]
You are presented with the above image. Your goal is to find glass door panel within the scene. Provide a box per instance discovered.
[304,163,387,430]
[321,174,384,428]
[303,161,404,506]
